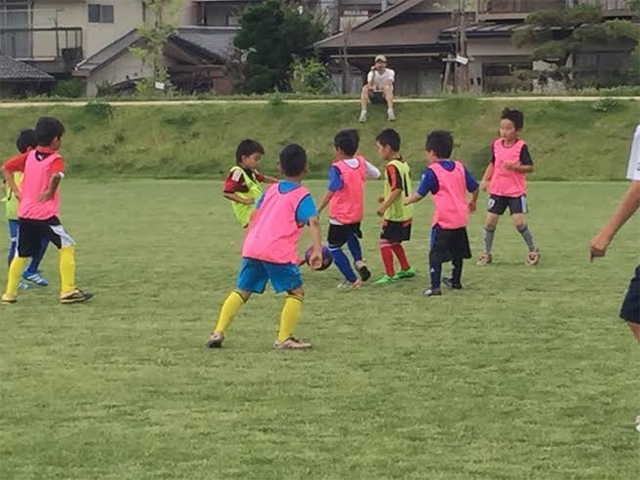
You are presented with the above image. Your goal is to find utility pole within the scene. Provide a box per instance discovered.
[456,0,469,93]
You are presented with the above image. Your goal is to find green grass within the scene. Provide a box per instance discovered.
[0,180,638,479]
[0,99,638,180]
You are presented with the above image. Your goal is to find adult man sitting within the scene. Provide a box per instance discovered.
[359,55,395,123]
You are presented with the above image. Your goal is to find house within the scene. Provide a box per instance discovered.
[316,0,637,94]
[0,53,53,97]
[0,0,262,95]
[314,0,463,95]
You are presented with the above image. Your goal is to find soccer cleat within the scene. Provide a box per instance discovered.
[60,288,94,304]
[374,275,397,285]
[274,336,312,350]
[525,250,540,266]
[394,267,416,280]
[476,252,493,266]
[18,281,33,290]
[205,332,224,349]
[422,287,443,297]
[355,263,371,282]
[442,277,462,290]
[1,293,17,305]
[387,109,396,121]
[337,280,363,290]
[22,271,49,287]
[359,111,367,123]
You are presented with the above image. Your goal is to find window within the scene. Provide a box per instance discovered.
[88,4,114,24]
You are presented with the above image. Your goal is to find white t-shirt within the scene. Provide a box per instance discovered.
[626,124,640,181]
[367,68,395,91]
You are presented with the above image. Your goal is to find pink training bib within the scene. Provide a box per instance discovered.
[18,150,62,220]
[430,161,469,229]
[329,157,367,224]
[489,138,527,197]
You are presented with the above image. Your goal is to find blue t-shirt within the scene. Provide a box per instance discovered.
[255,181,318,225]
[416,160,479,197]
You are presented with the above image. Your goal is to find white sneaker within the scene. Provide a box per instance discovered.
[359,111,367,123]
[635,414,640,432]
[387,109,396,121]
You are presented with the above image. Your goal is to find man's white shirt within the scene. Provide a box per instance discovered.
[627,125,640,181]
[367,68,395,91]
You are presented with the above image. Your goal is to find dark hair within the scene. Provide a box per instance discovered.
[500,108,524,130]
[333,129,359,157]
[279,144,307,177]
[425,130,454,159]
[35,117,65,146]
[16,129,37,153]
[235,139,265,164]
[375,128,401,152]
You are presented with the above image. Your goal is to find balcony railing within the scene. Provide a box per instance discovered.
[478,0,565,15]
[0,27,82,62]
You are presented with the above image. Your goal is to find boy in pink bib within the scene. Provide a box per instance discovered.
[2,117,93,305]
[317,129,380,289]
[405,131,479,297]
[205,144,323,350]
[478,108,539,266]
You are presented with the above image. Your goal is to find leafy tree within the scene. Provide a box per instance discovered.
[233,0,326,93]
[130,0,184,92]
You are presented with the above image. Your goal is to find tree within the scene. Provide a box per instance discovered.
[130,0,184,92]
[233,0,326,93]
[512,2,639,87]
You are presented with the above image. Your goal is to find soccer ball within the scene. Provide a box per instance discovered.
[305,245,333,271]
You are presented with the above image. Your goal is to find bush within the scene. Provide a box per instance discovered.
[51,78,85,98]
[290,57,330,95]
[83,100,113,120]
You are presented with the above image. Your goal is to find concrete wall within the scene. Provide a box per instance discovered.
[86,49,152,96]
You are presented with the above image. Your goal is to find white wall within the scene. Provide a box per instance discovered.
[86,49,152,95]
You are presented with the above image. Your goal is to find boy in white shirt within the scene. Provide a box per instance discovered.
[360,55,396,122]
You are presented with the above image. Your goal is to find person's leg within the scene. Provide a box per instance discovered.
[359,86,370,122]
[620,266,640,343]
[7,220,18,267]
[269,263,311,349]
[2,220,35,303]
[383,83,395,120]
[347,232,370,281]
[25,236,50,276]
[328,225,358,286]
[510,196,539,265]
[478,196,504,266]
[424,227,444,297]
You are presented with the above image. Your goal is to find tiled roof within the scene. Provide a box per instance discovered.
[0,54,54,81]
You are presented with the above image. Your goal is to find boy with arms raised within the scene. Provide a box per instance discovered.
[405,131,479,297]
[206,144,322,350]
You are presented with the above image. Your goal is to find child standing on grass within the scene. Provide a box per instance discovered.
[405,130,479,297]
[477,108,540,266]
[2,129,50,289]
[317,129,380,289]
[206,144,322,350]
[374,128,415,284]
[1,117,93,305]
[223,139,278,228]
[589,124,640,432]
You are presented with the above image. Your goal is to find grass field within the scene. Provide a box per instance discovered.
[0,179,638,479]
[0,99,638,181]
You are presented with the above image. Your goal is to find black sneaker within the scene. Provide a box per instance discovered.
[205,332,224,348]
[422,288,443,297]
[443,278,462,290]
[356,264,371,282]
[60,288,94,304]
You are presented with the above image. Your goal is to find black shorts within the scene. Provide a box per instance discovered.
[620,265,640,324]
[370,91,385,105]
[327,223,362,248]
[380,220,412,243]
[430,227,471,264]
[18,216,75,257]
[487,195,528,215]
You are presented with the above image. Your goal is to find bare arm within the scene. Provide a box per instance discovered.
[505,164,534,174]
[404,192,424,206]
[38,174,61,202]
[377,189,401,216]
[2,167,21,201]
[468,188,479,212]
[263,175,279,184]
[480,163,494,191]
[590,181,640,259]
[317,191,334,214]
[223,192,253,205]
[367,69,375,89]
[307,216,323,269]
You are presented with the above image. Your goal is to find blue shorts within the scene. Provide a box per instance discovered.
[236,258,303,294]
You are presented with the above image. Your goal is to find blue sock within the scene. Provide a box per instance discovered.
[329,246,357,283]
[430,262,442,289]
[26,238,49,274]
[346,234,363,263]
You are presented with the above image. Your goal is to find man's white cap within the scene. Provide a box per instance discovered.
[375,55,387,63]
